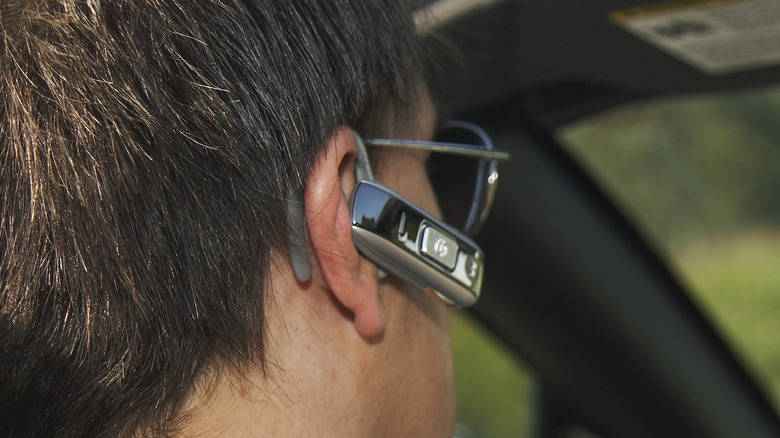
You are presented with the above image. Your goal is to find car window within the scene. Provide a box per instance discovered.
[557,84,780,411]
[451,311,531,438]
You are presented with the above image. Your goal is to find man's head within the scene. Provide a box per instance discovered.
[1,1,440,436]
[176,88,457,437]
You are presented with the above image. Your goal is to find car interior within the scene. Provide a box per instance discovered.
[425,1,780,437]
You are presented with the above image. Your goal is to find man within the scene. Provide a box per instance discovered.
[1,1,505,436]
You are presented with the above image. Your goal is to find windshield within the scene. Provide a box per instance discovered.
[558,84,780,411]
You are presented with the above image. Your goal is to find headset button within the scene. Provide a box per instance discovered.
[420,225,459,270]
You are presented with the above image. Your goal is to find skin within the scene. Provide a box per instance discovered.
[177,89,455,437]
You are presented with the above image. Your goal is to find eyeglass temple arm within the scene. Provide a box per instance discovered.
[366,139,511,161]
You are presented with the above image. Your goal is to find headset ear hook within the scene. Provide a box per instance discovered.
[286,187,312,282]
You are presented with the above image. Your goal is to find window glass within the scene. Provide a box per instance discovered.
[557,85,780,410]
[451,311,531,438]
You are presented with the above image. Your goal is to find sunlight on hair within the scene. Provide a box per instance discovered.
[414,0,505,33]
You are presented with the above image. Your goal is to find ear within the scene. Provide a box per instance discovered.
[305,127,384,338]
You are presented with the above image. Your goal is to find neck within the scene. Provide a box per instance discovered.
[176,268,383,437]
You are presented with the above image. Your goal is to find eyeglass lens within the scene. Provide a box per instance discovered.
[427,124,489,235]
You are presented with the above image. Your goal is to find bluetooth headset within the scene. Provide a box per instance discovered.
[286,128,494,308]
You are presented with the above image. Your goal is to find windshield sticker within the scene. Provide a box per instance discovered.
[611,0,780,75]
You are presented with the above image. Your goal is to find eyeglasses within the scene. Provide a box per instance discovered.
[366,121,510,237]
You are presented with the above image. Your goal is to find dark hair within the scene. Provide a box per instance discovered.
[0,1,423,436]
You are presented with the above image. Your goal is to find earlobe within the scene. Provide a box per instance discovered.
[304,127,385,338]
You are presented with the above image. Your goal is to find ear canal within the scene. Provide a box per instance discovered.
[286,189,312,282]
